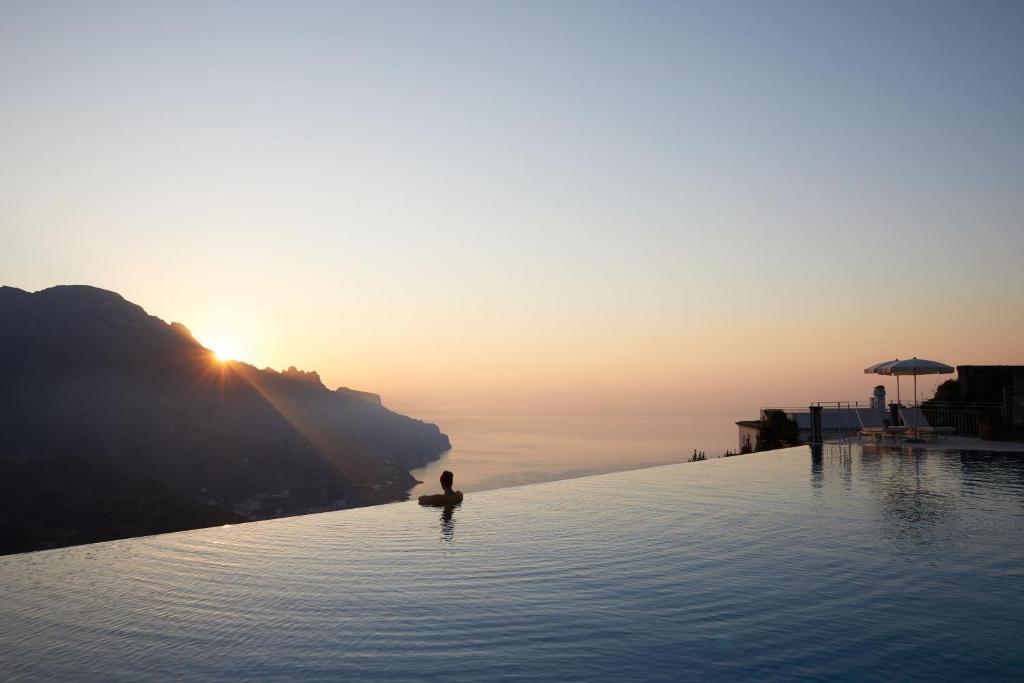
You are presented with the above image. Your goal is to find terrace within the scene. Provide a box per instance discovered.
[753,401,1024,451]
[739,365,1024,452]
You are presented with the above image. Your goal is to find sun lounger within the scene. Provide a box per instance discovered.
[899,407,955,439]
[856,408,907,441]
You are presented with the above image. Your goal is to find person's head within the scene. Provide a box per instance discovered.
[440,470,454,491]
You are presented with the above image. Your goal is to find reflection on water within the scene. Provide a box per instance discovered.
[818,444,1024,559]
[810,443,823,490]
[2,444,1023,681]
[440,503,458,544]
[811,443,854,492]
[861,450,959,553]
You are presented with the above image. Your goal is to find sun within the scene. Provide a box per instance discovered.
[206,337,241,363]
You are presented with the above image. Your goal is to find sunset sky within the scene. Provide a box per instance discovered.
[3,1,1022,419]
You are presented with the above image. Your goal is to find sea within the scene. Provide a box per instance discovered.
[405,408,740,498]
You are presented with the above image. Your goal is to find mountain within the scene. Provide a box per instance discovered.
[0,285,451,554]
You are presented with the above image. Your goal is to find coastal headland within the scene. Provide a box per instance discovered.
[0,285,451,554]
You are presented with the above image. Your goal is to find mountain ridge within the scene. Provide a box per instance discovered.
[0,284,451,554]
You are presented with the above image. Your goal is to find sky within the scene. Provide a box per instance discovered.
[2,0,1022,421]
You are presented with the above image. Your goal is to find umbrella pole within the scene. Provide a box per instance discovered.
[913,371,919,432]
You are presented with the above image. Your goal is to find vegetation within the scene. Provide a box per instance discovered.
[688,449,707,462]
[755,410,801,451]
[928,379,960,404]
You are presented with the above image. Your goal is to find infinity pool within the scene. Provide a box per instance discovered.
[2,444,1023,681]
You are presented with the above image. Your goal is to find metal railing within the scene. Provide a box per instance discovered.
[761,401,872,415]
[919,401,1003,437]
[760,400,1007,438]
[1006,392,1024,427]
[760,404,866,438]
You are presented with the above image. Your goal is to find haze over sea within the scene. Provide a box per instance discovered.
[400,368,956,496]
[405,408,739,498]
[3,1,1022,427]
[398,368,957,497]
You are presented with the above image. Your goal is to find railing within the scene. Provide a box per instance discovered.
[761,401,872,415]
[1006,392,1024,427]
[761,400,1007,438]
[760,404,866,438]
[919,401,1002,437]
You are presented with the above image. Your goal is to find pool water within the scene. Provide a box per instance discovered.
[2,444,1023,681]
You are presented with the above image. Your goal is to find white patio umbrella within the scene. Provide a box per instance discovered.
[864,359,902,405]
[864,357,955,432]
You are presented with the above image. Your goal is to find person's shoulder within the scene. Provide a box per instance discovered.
[418,491,463,506]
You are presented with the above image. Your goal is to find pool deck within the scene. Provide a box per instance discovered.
[851,435,1024,453]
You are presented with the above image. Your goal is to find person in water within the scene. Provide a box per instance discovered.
[440,470,456,496]
[418,470,463,505]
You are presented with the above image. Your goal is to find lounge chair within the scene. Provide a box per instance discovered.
[856,408,907,441]
[899,407,955,439]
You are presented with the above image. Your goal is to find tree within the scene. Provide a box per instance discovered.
[928,379,960,404]
[755,410,801,451]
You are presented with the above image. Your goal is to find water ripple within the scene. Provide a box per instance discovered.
[2,445,1023,681]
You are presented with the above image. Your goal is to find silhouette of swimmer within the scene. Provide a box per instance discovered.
[418,470,464,506]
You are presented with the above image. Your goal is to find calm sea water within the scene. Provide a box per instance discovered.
[2,444,1023,681]
[407,411,739,498]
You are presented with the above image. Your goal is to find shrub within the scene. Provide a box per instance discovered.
[755,410,801,451]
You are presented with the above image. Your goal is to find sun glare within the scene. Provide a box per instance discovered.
[206,337,241,363]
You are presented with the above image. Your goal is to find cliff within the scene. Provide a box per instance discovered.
[0,285,451,554]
